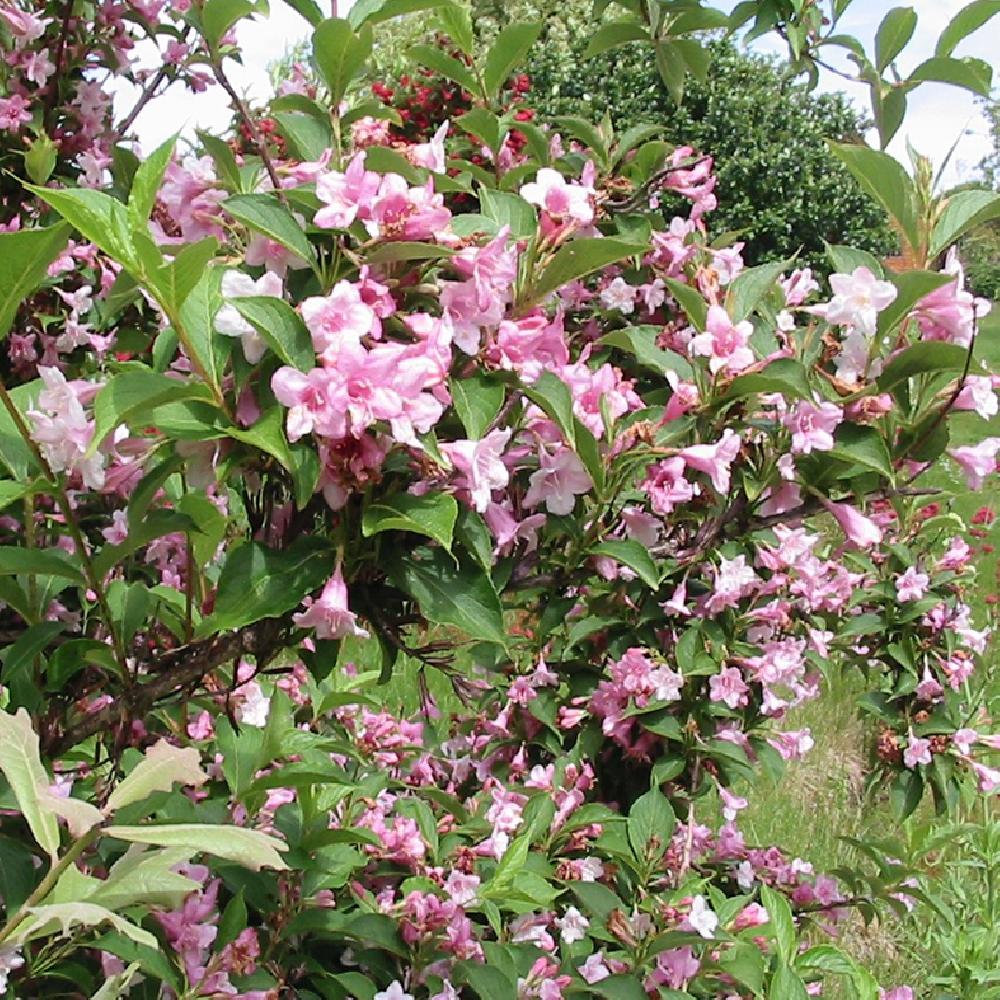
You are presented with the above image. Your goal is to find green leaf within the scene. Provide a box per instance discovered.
[656,40,687,104]
[89,848,202,911]
[13,903,157,950]
[483,21,542,99]
[388,550,506,645]
[453,961,516,1000]
[909,55,993,97]
[409,43,478,95]
[274,111,332,161]
[550,116,609,166]
[626,786,674,863]
[875,7,917,71]
[231,297,315,370]
[522,371,577,447]
[877,270,953,336]
[362,492,458,551]
[589,976,648,1000]
[202,536,334,633]
[278,0,323,25]
[769,958,809,1000]
[2,621,64,685]
[930,188,1000,257]
[583,18,649,58]
[0,709,60,858]
[347,0,453,27]
[92,370,213,451]
[456,107,503,156]
[106,741,208,813]
[312,17,373,107]
[876,341,970,393]
[600,326,693,379]
[104,824,288,871]
[590,540,660,590]
[936,0,1000,56]
[366,241,454,264]
[27,186,132,265]
[890,768,923,820]
[128,135,176,229]
[201,0,259,51]
[0,223,71,339]
[526,238,647,305]
[760,884,797,962]
[450,373,505,439]
[89,963,140,1000]
[824,243,884,278]
[176,266,227,394]
[722,358,811,401]
[726,259,788,323]
[830,424,894,478]
[224,193,316,270]
[479,188,537,240]
[437,2,473,53]
[215,717,265,798]
[828,143,920,255]
[662,276,708,330]
[0,546,86,586]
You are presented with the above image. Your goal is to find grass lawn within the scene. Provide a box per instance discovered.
[743,307,1000,995]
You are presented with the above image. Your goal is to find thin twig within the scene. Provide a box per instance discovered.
[116,29,192,139]
[211,62,288,203]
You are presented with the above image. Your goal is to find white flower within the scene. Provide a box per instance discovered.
[687,895,718,939]
[236,681,270,727]
[215,270,284,363]
[824,266,897,336]
[600,276,637,314]
[375,983,414,1000]
[556,905,590,943]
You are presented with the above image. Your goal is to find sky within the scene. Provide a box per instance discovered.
[112,0,997,186]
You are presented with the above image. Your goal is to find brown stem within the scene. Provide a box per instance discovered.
[44,616,290,757]
[43,0,76,129]
[116,29,192,139]
[211,62,287,203]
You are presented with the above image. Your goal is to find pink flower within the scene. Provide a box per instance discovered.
[301,281,378,362]
[441,428,512,512]
[272,367,344,441]
[949,438,1000,490]
[970,760,1000,793]
[913,248,991,348]
[824,267,898,335]
[709,666,749,710]
[653,947,700,990]
[680,429,741,494]
[314,152,381,229]
[293,564,369,640]
[903,734,932,769]
[784,400,842,454]
[821,500,883,548]
[880,988,914,1000]
[895,566,929,602]
[408,120,449,173]
[732,902,769,931]
[0,4,48,44]
[524,447,593,515]
[520,167,594,226]
[689,305,754,374]
[953,375,998,419]
[642,457,695,515]
[578,953,610,984]
[600,277,637,314]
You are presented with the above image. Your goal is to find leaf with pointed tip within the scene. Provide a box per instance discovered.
[106,741,208,813]
[526,238,647,306]
[936,0,1000,56]
[312,17,373,107]
[224,193,316,270]
[0,710,60,857]
[362,492,458,552]
[0,223,71,339]
[105,824,289,870]
[13,903,158,949]
[484,22,542,99]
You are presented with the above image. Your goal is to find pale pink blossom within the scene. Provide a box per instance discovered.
[293,564,369,640]
[824,267,897,335]
[903,734,931,769]
[519,167,594,226]
[216,270,283,363]
[896,566,929,602]
[949,438,1000,490]
[689,305,754,375]
[301,281,378,362]
[524,447,593,515]
[441,428,512,512]
[784,400,842,454]
[821,500,883,548]
[679,429,741,494]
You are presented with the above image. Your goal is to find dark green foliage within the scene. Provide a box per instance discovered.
[526,35,896,267]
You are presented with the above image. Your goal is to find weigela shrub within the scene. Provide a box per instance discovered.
[0,1,998,998]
